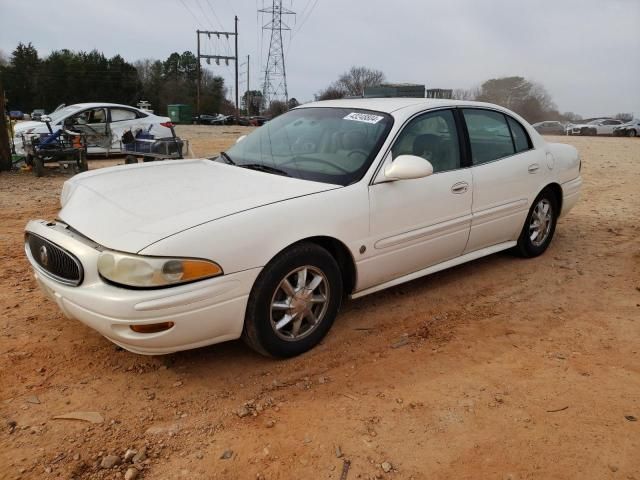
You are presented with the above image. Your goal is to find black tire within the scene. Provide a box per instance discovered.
[242,243,343,358]
[125,155,138,164]
[515,188,559,258]
[78,151,88,172]
[629,129,637,138]
[33,157,44,177]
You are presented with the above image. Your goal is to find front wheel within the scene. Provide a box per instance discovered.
[629,129,637,138]
[243,243,343,357]
[515,189,558,258]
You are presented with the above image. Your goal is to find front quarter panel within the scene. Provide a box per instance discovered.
[138,184,370,278]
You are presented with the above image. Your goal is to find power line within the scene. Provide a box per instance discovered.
[178,0,203,26]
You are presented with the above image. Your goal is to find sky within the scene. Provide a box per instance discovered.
[1,0,639,118]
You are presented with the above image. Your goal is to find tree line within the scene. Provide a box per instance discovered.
[0,43,232,115]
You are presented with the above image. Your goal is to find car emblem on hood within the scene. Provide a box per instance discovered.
[39,245,49,267]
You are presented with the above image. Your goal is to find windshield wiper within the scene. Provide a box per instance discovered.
[219,151,236,165]
[239,163,290,177]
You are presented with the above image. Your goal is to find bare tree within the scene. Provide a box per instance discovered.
[267,100,288,118]
[614,113,633,122]
[335,66,385,97]
[315,86,346,101]
[451,88,478,100]
[475,76,558,123]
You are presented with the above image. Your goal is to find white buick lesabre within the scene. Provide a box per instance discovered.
[25,99,582,357]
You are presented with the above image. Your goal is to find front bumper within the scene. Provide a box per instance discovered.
[25,220,260,355]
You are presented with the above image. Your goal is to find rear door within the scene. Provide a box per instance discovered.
[462,108,544,253]
[109,107,148,150]
[363,109,472,289]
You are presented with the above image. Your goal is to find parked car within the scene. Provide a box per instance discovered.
[13,103,174,155]
[612,118,639,137]
[9,110,23,120]
[532,121,566,135]
[192,113,231,125]
[30,109,46,121]
[567,118,623,136]
[24,99,582,358]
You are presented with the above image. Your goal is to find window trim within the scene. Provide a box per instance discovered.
[461,107,534,167]
[71,107,108,125]
[375,107,466,180]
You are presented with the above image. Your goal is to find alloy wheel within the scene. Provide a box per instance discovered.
[270,266,330,341]
[529,199,553,247]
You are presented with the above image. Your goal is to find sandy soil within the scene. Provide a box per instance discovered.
[0,129,639,480]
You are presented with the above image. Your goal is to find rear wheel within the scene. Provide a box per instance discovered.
[243,243,343,358]
[33,157,44,177]
[515,189,558,258]
[629,129,637,138]
[125,155,138,164]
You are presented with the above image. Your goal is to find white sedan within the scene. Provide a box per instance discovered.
[24,99,582,357]
[13,103,174,155]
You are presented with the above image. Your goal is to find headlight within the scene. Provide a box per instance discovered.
[97,251,223,288]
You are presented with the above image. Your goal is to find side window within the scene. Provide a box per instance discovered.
[507,117,531,153]
[110,108,138,122]
[391,109,460,173]
[463,109,515,165]
[72,108,106,125]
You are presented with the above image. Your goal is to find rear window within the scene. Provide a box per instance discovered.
[507,117,531,153]
[463,109,515,165]
[111,108,138,122]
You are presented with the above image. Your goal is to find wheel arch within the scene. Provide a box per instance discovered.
[275,236,357,296]
[539,182,563,215]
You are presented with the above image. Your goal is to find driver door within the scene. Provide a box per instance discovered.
[361,109,472,290]
[70,107,112,150]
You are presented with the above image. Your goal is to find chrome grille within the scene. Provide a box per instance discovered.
[26,233,83,286]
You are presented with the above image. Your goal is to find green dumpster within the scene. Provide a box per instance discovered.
[167,104,193,124]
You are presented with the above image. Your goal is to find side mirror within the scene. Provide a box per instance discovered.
[236,135,247,144]
[384,155,433,181]
[40,115,51,123]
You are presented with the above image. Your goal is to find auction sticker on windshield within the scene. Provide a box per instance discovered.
[343,112,384,124]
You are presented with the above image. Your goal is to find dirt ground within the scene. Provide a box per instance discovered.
[0,128,639,480]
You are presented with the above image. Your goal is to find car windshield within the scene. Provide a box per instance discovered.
[48,105,85,124]
[220,107,393,186]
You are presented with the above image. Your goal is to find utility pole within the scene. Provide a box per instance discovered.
[195,21,239,120]
[196,30,201,115]
[234,16,239,123]
[260,0,295,107]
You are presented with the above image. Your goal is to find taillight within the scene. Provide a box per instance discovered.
[160,122,174,128]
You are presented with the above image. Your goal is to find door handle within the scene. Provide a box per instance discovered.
[451,181,469,194]
[528,163,540,173]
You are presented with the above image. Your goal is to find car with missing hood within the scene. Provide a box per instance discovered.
[566,118,623,136]
[13,103,174,156]
[532,121,566,135]
[24,98,582,358]
[612,118,639,137]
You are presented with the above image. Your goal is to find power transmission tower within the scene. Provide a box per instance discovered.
[196,16,239,121]
[259,1,294,107]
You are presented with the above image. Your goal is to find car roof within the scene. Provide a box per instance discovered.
[66,102,142,110]
[299,98,514,114]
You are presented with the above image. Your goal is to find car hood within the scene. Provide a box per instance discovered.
[14,121,47,133]
[59,159,340,253]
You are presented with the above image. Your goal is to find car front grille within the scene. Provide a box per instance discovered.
[26,233,83,286]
